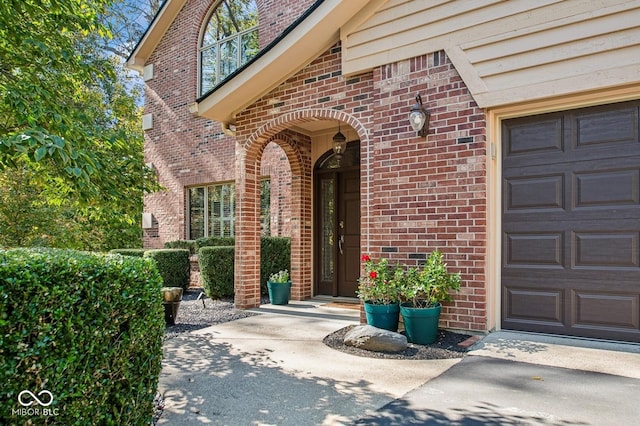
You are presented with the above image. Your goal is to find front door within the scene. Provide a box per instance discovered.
[315,144,360,297]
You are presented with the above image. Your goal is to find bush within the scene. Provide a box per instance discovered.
[109,248,147,257]
[144,249,190,290]
[197,237,291,297]
[261,237,291,294]
[195,236,235,249]
[164,240,197,255]
[0,248,164,426]
[199,246,235,299]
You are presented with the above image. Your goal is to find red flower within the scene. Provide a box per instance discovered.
[369,271,377,279]
[361,254,371,262]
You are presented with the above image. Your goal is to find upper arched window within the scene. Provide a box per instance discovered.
[200,0,259,96]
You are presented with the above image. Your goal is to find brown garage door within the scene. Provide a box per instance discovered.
[502,100,640,342]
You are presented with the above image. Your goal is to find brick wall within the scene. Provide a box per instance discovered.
[141,0,305,247]
[258,0,315,48]
[145,0,489,332]
[369,52,487,331]
[233,45,487,331]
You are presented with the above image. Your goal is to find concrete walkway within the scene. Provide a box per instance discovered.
[157,300,640,425]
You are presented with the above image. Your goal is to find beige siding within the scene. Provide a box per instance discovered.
[342,0,640,107]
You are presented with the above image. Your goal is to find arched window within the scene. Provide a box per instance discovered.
[200,0,259,96]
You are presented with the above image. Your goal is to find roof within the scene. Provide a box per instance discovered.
[126,0,373,125]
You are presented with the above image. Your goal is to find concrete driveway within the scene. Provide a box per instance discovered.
[157,301,640,425]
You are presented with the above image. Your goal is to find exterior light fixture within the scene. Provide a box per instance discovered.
[332,123,347,156]
[409,94,430,137]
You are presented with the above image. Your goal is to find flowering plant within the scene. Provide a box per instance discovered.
[268,269,290,284]
[356,255,401,305]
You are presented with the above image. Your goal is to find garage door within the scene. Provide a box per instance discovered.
[502,100,640,342]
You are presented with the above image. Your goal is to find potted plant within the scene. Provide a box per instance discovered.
[399,251,461,344]
[357,255,402,332]
[267,269,291,305]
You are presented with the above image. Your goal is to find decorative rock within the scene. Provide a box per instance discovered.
[344,325,408,353]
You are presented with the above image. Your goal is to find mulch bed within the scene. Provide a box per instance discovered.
[323,325,475,360]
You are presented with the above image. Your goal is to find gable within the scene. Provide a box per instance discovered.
[194,0,371,124]
[126,0,188,72]
[341,0,640,107]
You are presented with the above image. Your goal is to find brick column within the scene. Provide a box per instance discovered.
[288,137,312,300]
[234,141,262,309]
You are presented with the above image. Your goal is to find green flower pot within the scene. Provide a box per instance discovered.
[267,281,291,305]
[400,302,441,344]
[364,301,400,332]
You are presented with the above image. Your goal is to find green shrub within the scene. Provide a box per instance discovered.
[109,248,147,257]
[144,249,190,290]
[195,236,235,249]
[199,246,234,298]
[197,237,291,297]
[261,237,291,294]
[164,240,197,255]
[0,248,164,426]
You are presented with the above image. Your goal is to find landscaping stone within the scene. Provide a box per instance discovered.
[344,325,408,353]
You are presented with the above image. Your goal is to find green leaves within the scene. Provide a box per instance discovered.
[0,248,164,425]
[0,0,159,204]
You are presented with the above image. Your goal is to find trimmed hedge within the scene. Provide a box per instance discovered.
[0,248,164,425]
[195,236,235,249]
[261,237,291,294]
[199,246,234,298]
[197,237,291,296]
[163,240,197,255]
[109,248,147,257]
[144,249,190,290]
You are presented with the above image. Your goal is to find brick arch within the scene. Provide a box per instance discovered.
[245,108,369,151]
[235,109,370,308]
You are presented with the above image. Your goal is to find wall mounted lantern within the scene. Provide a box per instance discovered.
[409,94,430,137]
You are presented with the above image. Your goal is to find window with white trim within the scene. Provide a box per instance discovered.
[199,0,259,96]
[188,179,270,239]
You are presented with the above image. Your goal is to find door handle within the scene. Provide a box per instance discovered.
[338,234,344,255]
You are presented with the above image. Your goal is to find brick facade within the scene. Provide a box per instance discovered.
[141,0,310,247]
[143,1,489,332]
[231,43,487,330]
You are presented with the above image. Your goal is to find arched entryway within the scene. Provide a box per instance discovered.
[314,141,361,298]
[234,109,369,309]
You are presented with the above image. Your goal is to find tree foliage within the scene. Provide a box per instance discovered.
[101,0,163,59]
[0,0,160,249]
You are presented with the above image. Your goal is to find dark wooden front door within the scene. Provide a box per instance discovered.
[502,100,640,342]
[315,146,361,298]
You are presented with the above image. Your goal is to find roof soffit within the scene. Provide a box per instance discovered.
[197,0,371,124]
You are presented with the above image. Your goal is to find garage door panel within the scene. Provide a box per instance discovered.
[574,232,639,269]
[574,169,639,208]
[505,175,564,211]
[504,287,564,324]
[502,100,640,342]
[574,292,639,330]
[505,117,563,156]
[504,233,564,268]
[575,107,638,148]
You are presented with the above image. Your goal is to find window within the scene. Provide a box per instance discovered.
[260,179,270,236]
[188,183,235,239]
[200,0,259,96]
[188,179,270,239]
